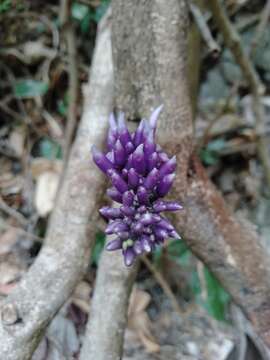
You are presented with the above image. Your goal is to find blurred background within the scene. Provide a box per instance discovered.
[1,0,270,359]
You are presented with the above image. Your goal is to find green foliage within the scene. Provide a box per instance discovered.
[203,268,230,321]
[91,232,106,265]
[71,2,89,21]
[72,0,110,33]
[200,138,226,166]
[57,93,69,116]
[39,138,62,160]
[0,0,11,13]
[155,238,230,321]
[14,80,48,99]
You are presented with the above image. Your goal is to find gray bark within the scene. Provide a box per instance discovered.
[0,13,114,360]
[81,0,270,356]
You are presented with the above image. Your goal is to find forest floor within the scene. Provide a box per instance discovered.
[1,1,270,359]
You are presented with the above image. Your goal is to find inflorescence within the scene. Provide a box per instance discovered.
[92,106,182,266]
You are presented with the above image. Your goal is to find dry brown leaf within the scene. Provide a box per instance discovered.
[31,158,62,179]
[0,253,25,285]
[71,281,91,313]
[127,286,159,353]
[138,331,160,353]
[8,127,26,157]
[128,286,151,315]
[0,227,19,255]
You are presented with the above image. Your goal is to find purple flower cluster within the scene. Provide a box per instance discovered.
[92,106,182,266]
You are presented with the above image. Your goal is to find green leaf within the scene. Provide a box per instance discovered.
[0,0,11,13]
[203,267,230,321]
[91,232,106,265]
[207,138,226,152]
[200,139,226,166]
[39,138,62,160]
[14,80,48,99]
[90,0,110,23]
[71,2,89,21]
[200,149,218,166]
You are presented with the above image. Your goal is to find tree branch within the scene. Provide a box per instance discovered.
[0,13,114,360]
[81,0,270,357]
[174,155,270,347]
[79,236,138,360]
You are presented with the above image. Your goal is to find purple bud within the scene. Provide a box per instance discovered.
[149,104,163,132]
[117,231,129,240]
[144,131,156,158]
[158,156,177,178]
[132,144,146,174]
[99,207,122,219]
[139,212,160,226]
[156,173,175,197]
[147,152,158,171]
[154,227,168,240]
[132,221,144,234]
[106,238,122,251]
[109,113,117,133]
[105,220,128,234]
[92,145,114,174]
[120,205,136,216]
[128,168,139,189]
[158,152,170,163]
[108,169,129,193]
[106,151,115,163]
[106,187,122,203]
[169,230,181,239]
[141,235,152,253]
[124,248,136,266]
[122,168,128,179]
[118,112,132,146]
[134,240,143,254]
[137,205,147,213]
[137,186,149,205]
[126,141,135,154]
[114,139,126,166]
[133,119,145,146]
[107,113,118,150]
[122,191,134,207]
[157,218,174,231]
[153,200,182,212]
[144,167,159,190]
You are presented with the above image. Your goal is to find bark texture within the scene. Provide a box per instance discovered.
[80,2,194,359]
[179,156,270,345]
[82,0,270,354]
[79,237,138,360]
[0,14,114,360]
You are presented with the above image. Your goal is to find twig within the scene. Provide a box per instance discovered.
[0,199,28,227]
[0,11,114,359]
[207,0,270,189]
[141,255,183,315]
[60,0,79,167]
[250,0,270,57]
[189,3,220,56]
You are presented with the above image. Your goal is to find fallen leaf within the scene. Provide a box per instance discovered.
[8,127,26,157]
[34,171,60,217]
[0,227,19,255]
[127,286,160,353]
[31,158,62,179]
[71,281,91,313]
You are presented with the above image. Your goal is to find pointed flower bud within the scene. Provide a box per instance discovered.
[92,106,183,266]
